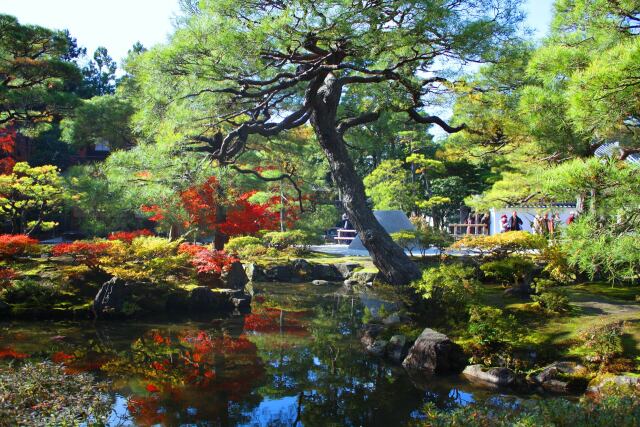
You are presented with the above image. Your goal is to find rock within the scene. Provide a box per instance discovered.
[223,261,249,290]
[402,328,465,374]
[367,340,388,357]
[463,365,517,387]
[335,262,361,279]
[312,279,337,286]
[292,258,313,281]
[311,263,342,281]
[93,277,132,318]
[264,265,294,282]
[382,313,401,326]
[588,375,640,394]
[188,287,252,313]
[361,323,385,348]
[343,279,359,288]
[243,263,267,282]
[387,335,410,364]
[351,271,378,285]
[530,361,588,393]
[0,300,9,317]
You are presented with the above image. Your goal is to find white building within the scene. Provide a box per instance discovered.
[489,204,576,235]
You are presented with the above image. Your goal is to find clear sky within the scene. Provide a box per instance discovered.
[1,0,555,67]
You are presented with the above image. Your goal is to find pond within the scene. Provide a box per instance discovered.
[1,283,535,426]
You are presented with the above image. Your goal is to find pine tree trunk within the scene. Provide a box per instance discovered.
[308,73,421,286]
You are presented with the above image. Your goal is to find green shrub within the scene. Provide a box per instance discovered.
[578,320,626,367]
[2,280,66,308]
[480,256,535,287]
[225,236,263,253]
[99,236,190,283]
[0,362,112,425]
[417,226,454,255]
[467,305,519,352]
[451,231,546,259]
[531,278,571,314]
[262,230,314,251]
[391,230,419,256]
[236,243,279,260]
[412,263,479,309]
[422,385,640,426]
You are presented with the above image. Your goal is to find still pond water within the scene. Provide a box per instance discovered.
[1,283,529,426]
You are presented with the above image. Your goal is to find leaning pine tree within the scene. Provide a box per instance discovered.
[133,0,523,285]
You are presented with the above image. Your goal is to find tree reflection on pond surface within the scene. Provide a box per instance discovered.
[0,283,508,426]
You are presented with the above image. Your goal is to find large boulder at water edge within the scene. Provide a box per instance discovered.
[93,277,133,318]
[402,328,465,374]
[223,261,249,290]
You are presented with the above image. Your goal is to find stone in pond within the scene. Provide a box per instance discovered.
[382,313,401,326]
[335,262,361,279]
[402,328,465,374]
[312,280,336,286]
[366,340,388,357]
[387,334,410,364]
[463,365,517,387]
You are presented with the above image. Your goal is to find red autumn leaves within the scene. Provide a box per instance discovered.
[0,127,16,174]
[142,176,284,238]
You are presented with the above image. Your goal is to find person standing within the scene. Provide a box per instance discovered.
[545,212,555,237]
[480,212,490,235]
[532,214,544,234]
[567,211,576,225]
[509,211,523,231]
[500,214,510,233]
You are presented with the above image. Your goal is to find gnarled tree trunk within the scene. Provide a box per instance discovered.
[309,73,421,286]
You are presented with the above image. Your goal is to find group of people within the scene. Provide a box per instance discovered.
[499,210,577,235]
[465,212,491,235]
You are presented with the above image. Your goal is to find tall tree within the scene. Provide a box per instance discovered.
[134,0,524,285]
[79,46,117,98]
[0,14,82,127]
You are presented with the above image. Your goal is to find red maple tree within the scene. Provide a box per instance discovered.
[0,127,16,174]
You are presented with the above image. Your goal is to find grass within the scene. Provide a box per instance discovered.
[469,281,640,363]
[571,282,640,302]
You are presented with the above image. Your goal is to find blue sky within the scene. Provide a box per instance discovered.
[1,0,555,66]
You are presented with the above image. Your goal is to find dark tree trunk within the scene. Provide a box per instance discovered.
[308,74,421,286]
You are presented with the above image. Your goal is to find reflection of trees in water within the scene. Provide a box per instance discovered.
[249,293,431,426]
[51,322,268,425]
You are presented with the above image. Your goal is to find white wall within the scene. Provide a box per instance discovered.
[489,207,574,235]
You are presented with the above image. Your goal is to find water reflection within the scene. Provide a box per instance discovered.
[0,283,514,426]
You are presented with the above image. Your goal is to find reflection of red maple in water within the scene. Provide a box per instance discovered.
[0,347,28,359]
[125,329,265,425]
[243,307,310,336]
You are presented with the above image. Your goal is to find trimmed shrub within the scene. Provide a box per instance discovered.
[262,230,313,252]
[225,236,263,253]
[411,263,479,309]
[391,230,419,256]
[480,256,535,287]
[578,320,626,367]
[178,243,238,275]
[531,278,571,314]
[99,237,190,283]
[0,234,39,259]
[51,241,112,270]
[451,231,546,259]
[108,229,154,243]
